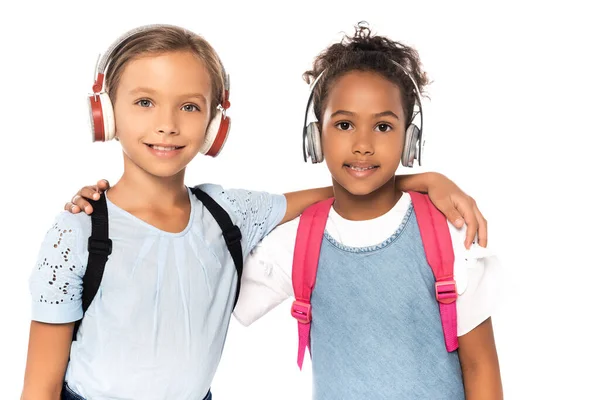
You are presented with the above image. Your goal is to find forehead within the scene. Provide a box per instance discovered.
[325,70,404,112]
[118,51,212,98]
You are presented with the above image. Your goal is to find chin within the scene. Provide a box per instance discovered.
[337,180,381,197]
[133,161,187,179]
[146,167,187,179]
[123,149,192,178]
[334,171,397,198]
[346,187,379,197]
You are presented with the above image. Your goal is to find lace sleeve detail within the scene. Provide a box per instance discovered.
[196,184,287,254]
[29,212,89,323]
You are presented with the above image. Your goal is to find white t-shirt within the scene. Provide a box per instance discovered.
[233,192,503,336]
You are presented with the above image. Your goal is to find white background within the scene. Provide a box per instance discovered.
[1,0,598,398]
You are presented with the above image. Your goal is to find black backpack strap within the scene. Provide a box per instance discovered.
[190,186,243,308]
[72,193,112,341]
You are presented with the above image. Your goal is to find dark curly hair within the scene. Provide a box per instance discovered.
[303,22,429,127]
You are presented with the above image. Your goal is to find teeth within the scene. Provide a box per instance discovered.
[349,165,375,171]
[151,145,178,151]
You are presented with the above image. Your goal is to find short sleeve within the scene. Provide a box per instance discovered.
[196,184,287,254]
[448,221,505,336]
[456,255,504,336]
[233,218,299,326]
[29,212,90,324]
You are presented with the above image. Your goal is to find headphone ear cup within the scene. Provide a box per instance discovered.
[402,124,421,167]
[306,122,323,163]
[102,93,116,141]
[200,109,231,157]
[88,92,115,142]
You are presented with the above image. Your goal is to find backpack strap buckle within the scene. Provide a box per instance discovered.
[291,300,312,324]
[223,226,242,246]
[88,237,112,256]
[435,280,457,304]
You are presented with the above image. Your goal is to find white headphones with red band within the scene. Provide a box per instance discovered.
[302,59,423,167]
[88,24,232,157]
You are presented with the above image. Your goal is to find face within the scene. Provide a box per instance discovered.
[112,50,213,178]
[320,70,406,196]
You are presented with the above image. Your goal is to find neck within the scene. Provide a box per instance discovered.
[108,154,189,210]
[332,176,403,221]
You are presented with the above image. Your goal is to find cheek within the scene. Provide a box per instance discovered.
[188,114,210,133]
[321,130,347,157]
[183,116,210,145]
[113,104,147,138]
[377,135,405,163]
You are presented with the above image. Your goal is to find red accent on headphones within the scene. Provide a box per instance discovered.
[92,74,104,95]
[90,95,105,141]
[205,116,231,157]
[89,73,109,142]
[222,90,231,110]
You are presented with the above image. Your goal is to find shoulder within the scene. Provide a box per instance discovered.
[43,211,91,255]
[405,193,499,293]
[36,211,93,273]
[192,184,287,249]
[247,216,299,268]
[407,197,504,336]
[194,183,282,203]
[234,216,299,326]
[253,216,299,254]
[446,219,505,336]
[194,183,285,215]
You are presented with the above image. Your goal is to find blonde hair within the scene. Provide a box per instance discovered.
[104,25,225,119]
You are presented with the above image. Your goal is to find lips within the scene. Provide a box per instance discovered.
[145,144,185,151]
[346,165,377,171]
[144,142,186,159]
[343,161,380,179]
[344,161,379,171]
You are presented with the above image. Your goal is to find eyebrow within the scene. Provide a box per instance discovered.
[128,87,208,102]
[330,110,400,120]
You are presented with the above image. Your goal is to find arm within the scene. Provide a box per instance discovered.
[233,218,299,326]
[280,186,332,224]
[458,318,503,399]
[23,212,87,399]
[280,172,481,226]
[397,172,486,248]
[65,172,487,247]
[21,321,73,400]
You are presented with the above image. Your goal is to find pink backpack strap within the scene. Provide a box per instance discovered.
[290,197,334,370]
[409,191,459,352]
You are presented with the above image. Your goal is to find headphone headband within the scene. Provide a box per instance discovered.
[92,23,229,103]
[93,24,170,94]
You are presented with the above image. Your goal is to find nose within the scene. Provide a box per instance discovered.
[352,128,374,156]
[155,108,179,136]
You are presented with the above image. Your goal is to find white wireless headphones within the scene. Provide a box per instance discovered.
[88,24,231,157]
[302,59,423,167]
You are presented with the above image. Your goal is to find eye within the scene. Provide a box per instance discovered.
[135,99,153,108]
[375,123,392,132]
[182,104,200,112]
[335,121,353,131]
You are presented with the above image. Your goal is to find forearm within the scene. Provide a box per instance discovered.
[462,362,503,400]
[395,172,442,193]
[282,186,333,224]
[281,172,440,224]
[459,318,503,400]
[22,321,72,400]
[21,383,62,400]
